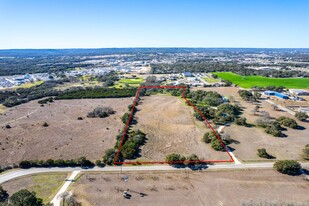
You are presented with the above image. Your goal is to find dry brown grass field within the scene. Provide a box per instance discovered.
[1,172,69,203]
[193,87,309,162]
[71,170,309,206]
[0,98,133,165]
[132,95,230,162]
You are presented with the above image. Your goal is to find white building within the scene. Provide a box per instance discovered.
[289,89,309,96]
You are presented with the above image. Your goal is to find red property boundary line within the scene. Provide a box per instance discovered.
[114,85,234,165]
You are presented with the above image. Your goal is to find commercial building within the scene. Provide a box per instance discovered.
[289,89,309,96]
[182,72,193,77]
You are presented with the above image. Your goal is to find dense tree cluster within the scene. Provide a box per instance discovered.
[56,87,137,99]
[194,103,241,125]
[0,188,43,206]
[120,130,147,159]
[213,103,241,125]
[273,160,302,175]
[264,121,284,137]
[202,131,230,151]
[238,90,260,102]
[194,106,216,121]
[187,90,224,106]
[19,157,94,169]
[103,148,118,165]
[1,79,137,107]
[87,106,115,118]
[1,80,62,107]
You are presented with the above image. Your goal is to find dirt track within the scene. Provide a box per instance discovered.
[0,98,133,165]
[133,95,230,161]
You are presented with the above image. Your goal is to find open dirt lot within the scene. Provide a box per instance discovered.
[1,172,68,203]
[193,87,309,161]
[0,98,133,165]
[71,170,309,206]
[133,95,230,162]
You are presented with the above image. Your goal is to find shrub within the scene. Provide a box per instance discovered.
[265,122,283,137]
[238,90,255,101]
[121,112,130,124]
[103,149,117,165]
[0,186,9,202]
[38,97,54,104]
[5,124,11,129]
[9,189,43,206]
[87,106,115,118]
[95,160,104,167]
[273,160,301,175]
[19,160,32,168]
[235,117,247,126]
[257,148,274,159]
[211,137,225,151]
[77,117,83,120]
[202,132,213,143]
[295,111,308,121]
[303,144,309,160]
[165,153,186,164]
[76,156,94,168]
[42,122,49,127]
[185,154,200,165]
[277,116,298,129]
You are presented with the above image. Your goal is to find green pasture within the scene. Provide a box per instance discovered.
[213,72,309,89]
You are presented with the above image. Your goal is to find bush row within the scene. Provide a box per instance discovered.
[19,157,95,169]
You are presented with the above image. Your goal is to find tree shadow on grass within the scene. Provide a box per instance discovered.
[295,125,306,130]
[187,163,209,171]
[227,146,235,152]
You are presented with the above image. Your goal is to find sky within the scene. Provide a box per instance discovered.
[0,0,308,49]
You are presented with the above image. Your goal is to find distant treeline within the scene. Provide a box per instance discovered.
[151,61,309,78]
[1,48,309,57]
[0,81,137,107]
[56,87,137,99]
[0,56,94,76]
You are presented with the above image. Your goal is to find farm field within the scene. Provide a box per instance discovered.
[203,76,221,83]
[1,172,68,203]
[132,95,230,162]
[71,170,309,206]
[0,98,133,165]
[119,78,144,84]
[110,78,144,89]
[213,72,309,89]
[192,87,309,162]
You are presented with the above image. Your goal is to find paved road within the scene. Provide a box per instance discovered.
[1,162,309,184]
